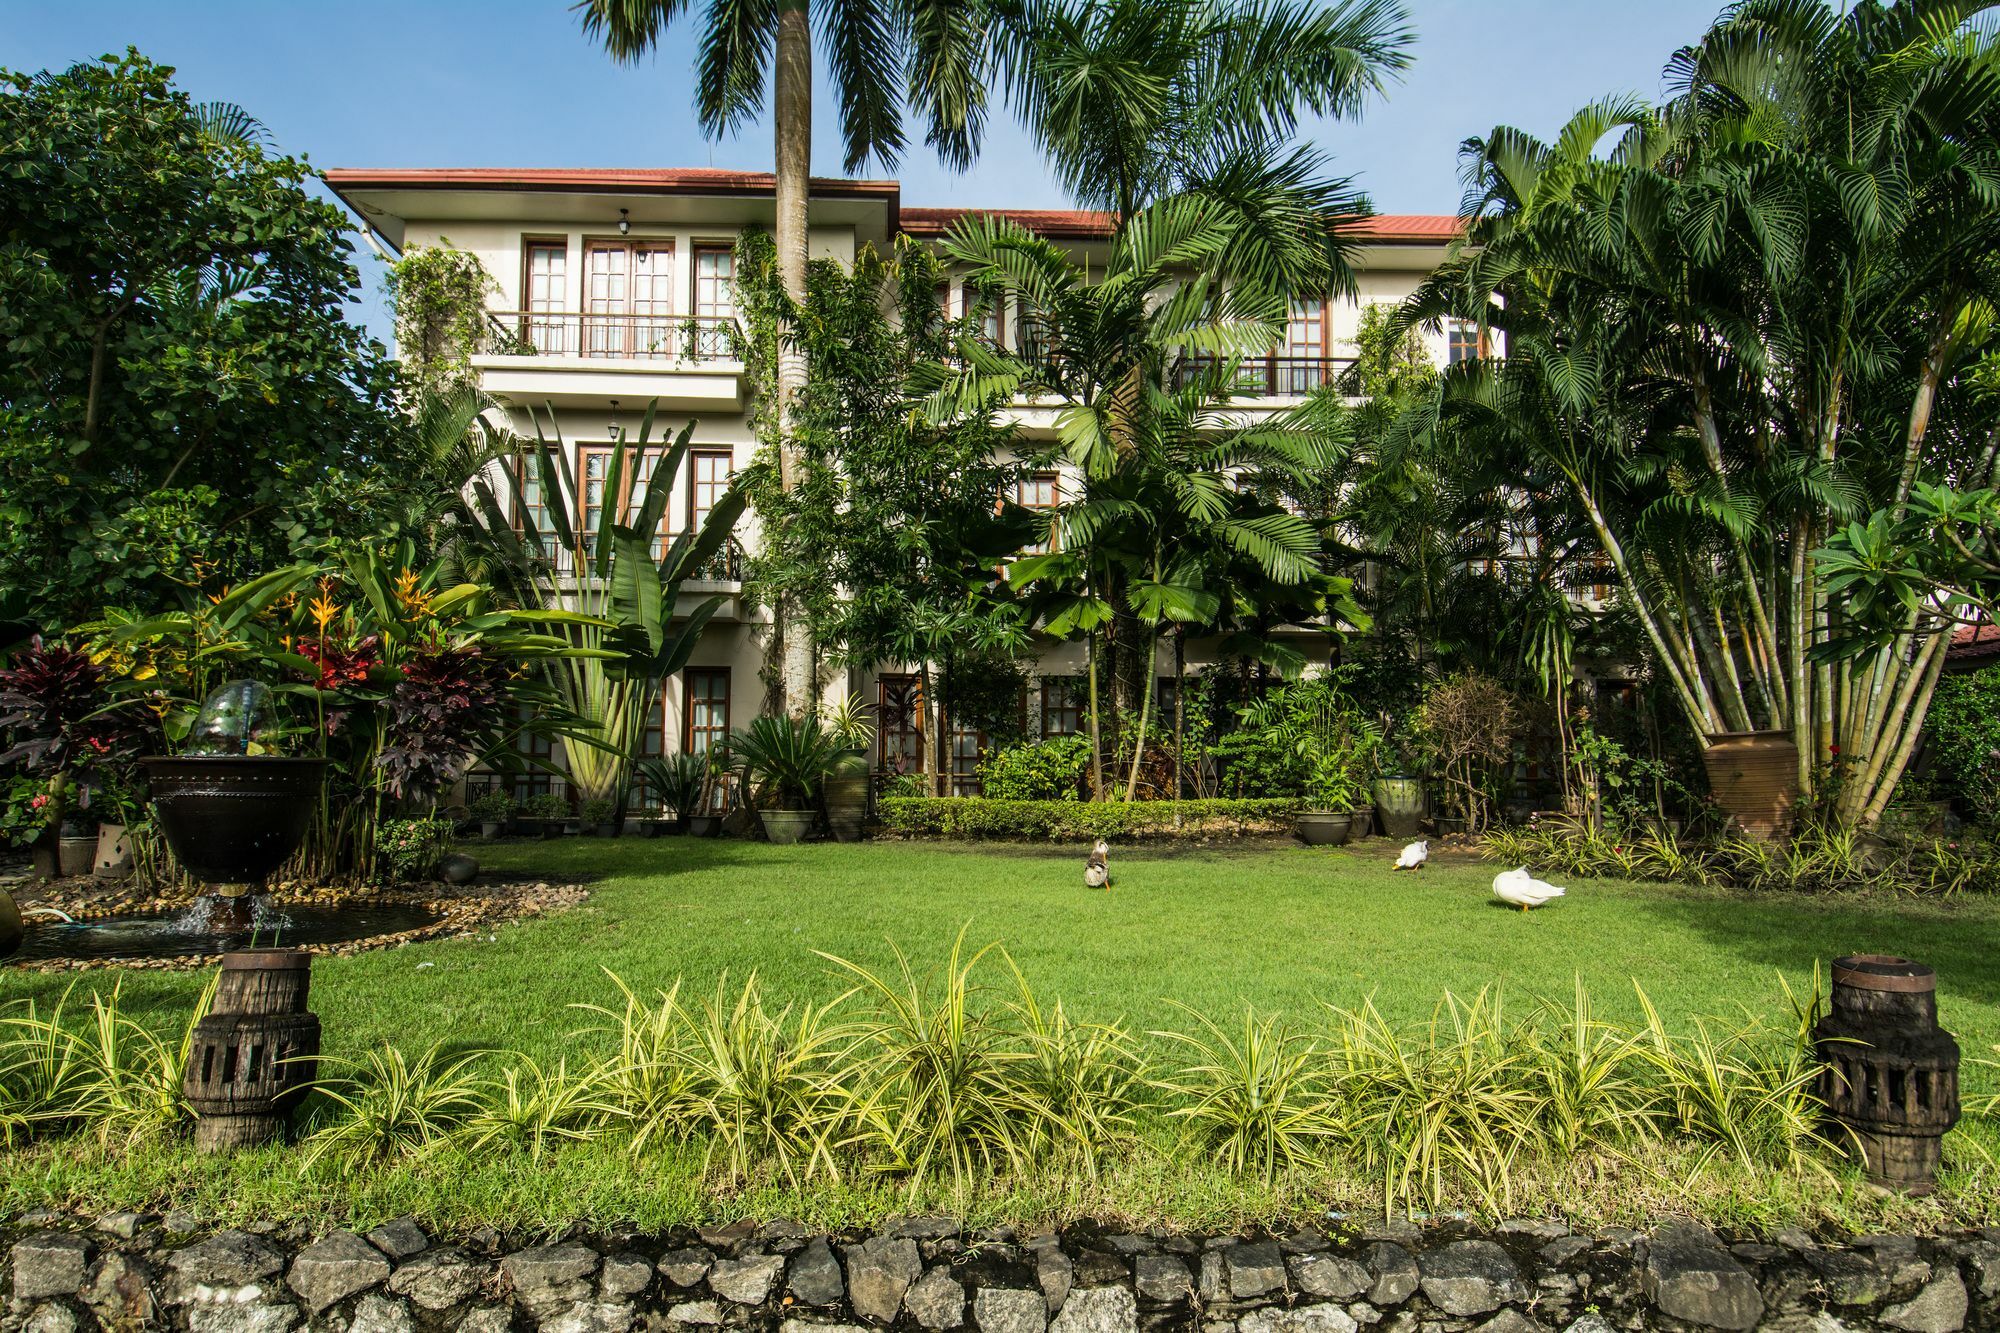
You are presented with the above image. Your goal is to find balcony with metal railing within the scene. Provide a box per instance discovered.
[473,312,747,410]
[485,311,742,362]
[1174,354,1361,398]
[520,533,748,587]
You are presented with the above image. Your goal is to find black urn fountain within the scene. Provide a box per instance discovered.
[140,681,329,1151]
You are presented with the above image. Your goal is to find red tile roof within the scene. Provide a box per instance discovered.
[320,167,900,199]
[900,206,1458,243]
[323,169,1460,245]
[1948,620,2000,663]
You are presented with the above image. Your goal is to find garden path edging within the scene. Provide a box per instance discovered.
[7,1212,2000,1332]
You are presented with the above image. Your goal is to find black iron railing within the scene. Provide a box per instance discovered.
[485,311,742,362]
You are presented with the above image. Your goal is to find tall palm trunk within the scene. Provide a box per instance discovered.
[774,0,815,719]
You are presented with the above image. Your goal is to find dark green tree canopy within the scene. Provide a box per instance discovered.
[0,52,414,629]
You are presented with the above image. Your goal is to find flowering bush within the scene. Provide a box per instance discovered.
[375,816,456,881]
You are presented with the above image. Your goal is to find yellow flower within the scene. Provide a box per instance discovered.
[393,568,434,620]
[310,594,339,632]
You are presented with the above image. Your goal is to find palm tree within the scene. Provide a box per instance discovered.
[575,0,994,717]
[1403,0,2000,826]
[991,0,1413,297]
[924,199,1367,797]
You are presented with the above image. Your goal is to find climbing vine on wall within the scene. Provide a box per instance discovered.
[386,243,496,398]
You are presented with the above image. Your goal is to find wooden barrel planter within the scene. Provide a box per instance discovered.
[1700,730,1798,840]
[184,950,321,1152]
[1811,955,1960,1195]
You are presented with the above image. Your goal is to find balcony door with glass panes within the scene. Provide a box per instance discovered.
[693,245,736,358]
[1284,297,1328,394]
[524,241,568,353]
[583,240,674,358]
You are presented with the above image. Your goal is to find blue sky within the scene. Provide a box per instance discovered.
[4,0,1728,338]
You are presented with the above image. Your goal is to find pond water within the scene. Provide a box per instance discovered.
[6,898,440,964]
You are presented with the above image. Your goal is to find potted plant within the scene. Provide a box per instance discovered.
[469,788,514,840]
[1297,756,1364,847]
[685,751,727,837]
[638,752,706,835]
[1370,717,1426,840]
[726,716,850,846]
[520,791,568,838]
[822,698,876,843]
[578,796,615,837]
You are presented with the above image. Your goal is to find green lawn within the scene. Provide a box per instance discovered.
[17,838,1999,1070]
[6,837,1999,1235]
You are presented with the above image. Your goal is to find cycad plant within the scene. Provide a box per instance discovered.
[726,715,861,811]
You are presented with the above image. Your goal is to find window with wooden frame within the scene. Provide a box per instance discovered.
[692,244,736,357]
[514,453,556,554]
[1040,676,1082,738]
[513,704,555,799]
[688,449,733,534]
[583,239,675,357]
[629,691,669,809]
[1284,296,1329,393]
[1015,471,1059,554]
[878,675,925,773]
[683,669,730,755]
[964,280,1004,347]
[577,444,673,558]
[1447,318,1484,365]
[948,716,986,796]
[522,239,569,353]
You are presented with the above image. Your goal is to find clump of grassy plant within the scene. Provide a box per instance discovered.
[677,974,853,1186]
[0,976,216,1148]
[1152,1002,1338,1182]
[462,1056,621,1163]
[301,1044,486,1171]
[825,932,1042,1186]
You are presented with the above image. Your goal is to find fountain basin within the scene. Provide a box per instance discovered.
[4,900,440,965]
[140,756,327,886]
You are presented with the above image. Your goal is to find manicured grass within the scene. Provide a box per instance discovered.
[14,838,1999,1074]
[6,837,1998,1236]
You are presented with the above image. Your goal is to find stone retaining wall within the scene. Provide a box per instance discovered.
[6,1212,1998,1333]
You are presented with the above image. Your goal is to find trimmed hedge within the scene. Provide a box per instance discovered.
[876,796,1305,841]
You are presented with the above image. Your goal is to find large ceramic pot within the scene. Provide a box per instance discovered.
[1372,777,1425,840]
[686,814,722,838]
[1,888,21,959]
[1700,730,1798,841]
[140,757,328,887]
[94,823,134,880]
[761,809,815,846]
[1296,811,1354,847]
[825,775,870,843]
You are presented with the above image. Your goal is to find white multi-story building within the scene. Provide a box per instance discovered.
[326,167,1461,796]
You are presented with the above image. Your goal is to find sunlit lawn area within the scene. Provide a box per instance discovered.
[6,837,1999,1235]
[15,837,1998,1068]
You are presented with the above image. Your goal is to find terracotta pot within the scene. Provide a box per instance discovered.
[1701,730,1798,841]
[94,823,134,879]
[1372,777,1425,840]
[761,809,815,845]
[1296,811,1354,847]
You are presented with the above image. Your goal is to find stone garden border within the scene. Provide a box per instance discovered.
[7,1211,1998,1333]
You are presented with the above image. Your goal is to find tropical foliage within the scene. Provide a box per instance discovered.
[0,54,417,630]
[1405,1,2000,827]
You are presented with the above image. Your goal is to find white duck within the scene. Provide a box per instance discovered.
[1392,839,1429,871]
[1492,866,1566,911]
